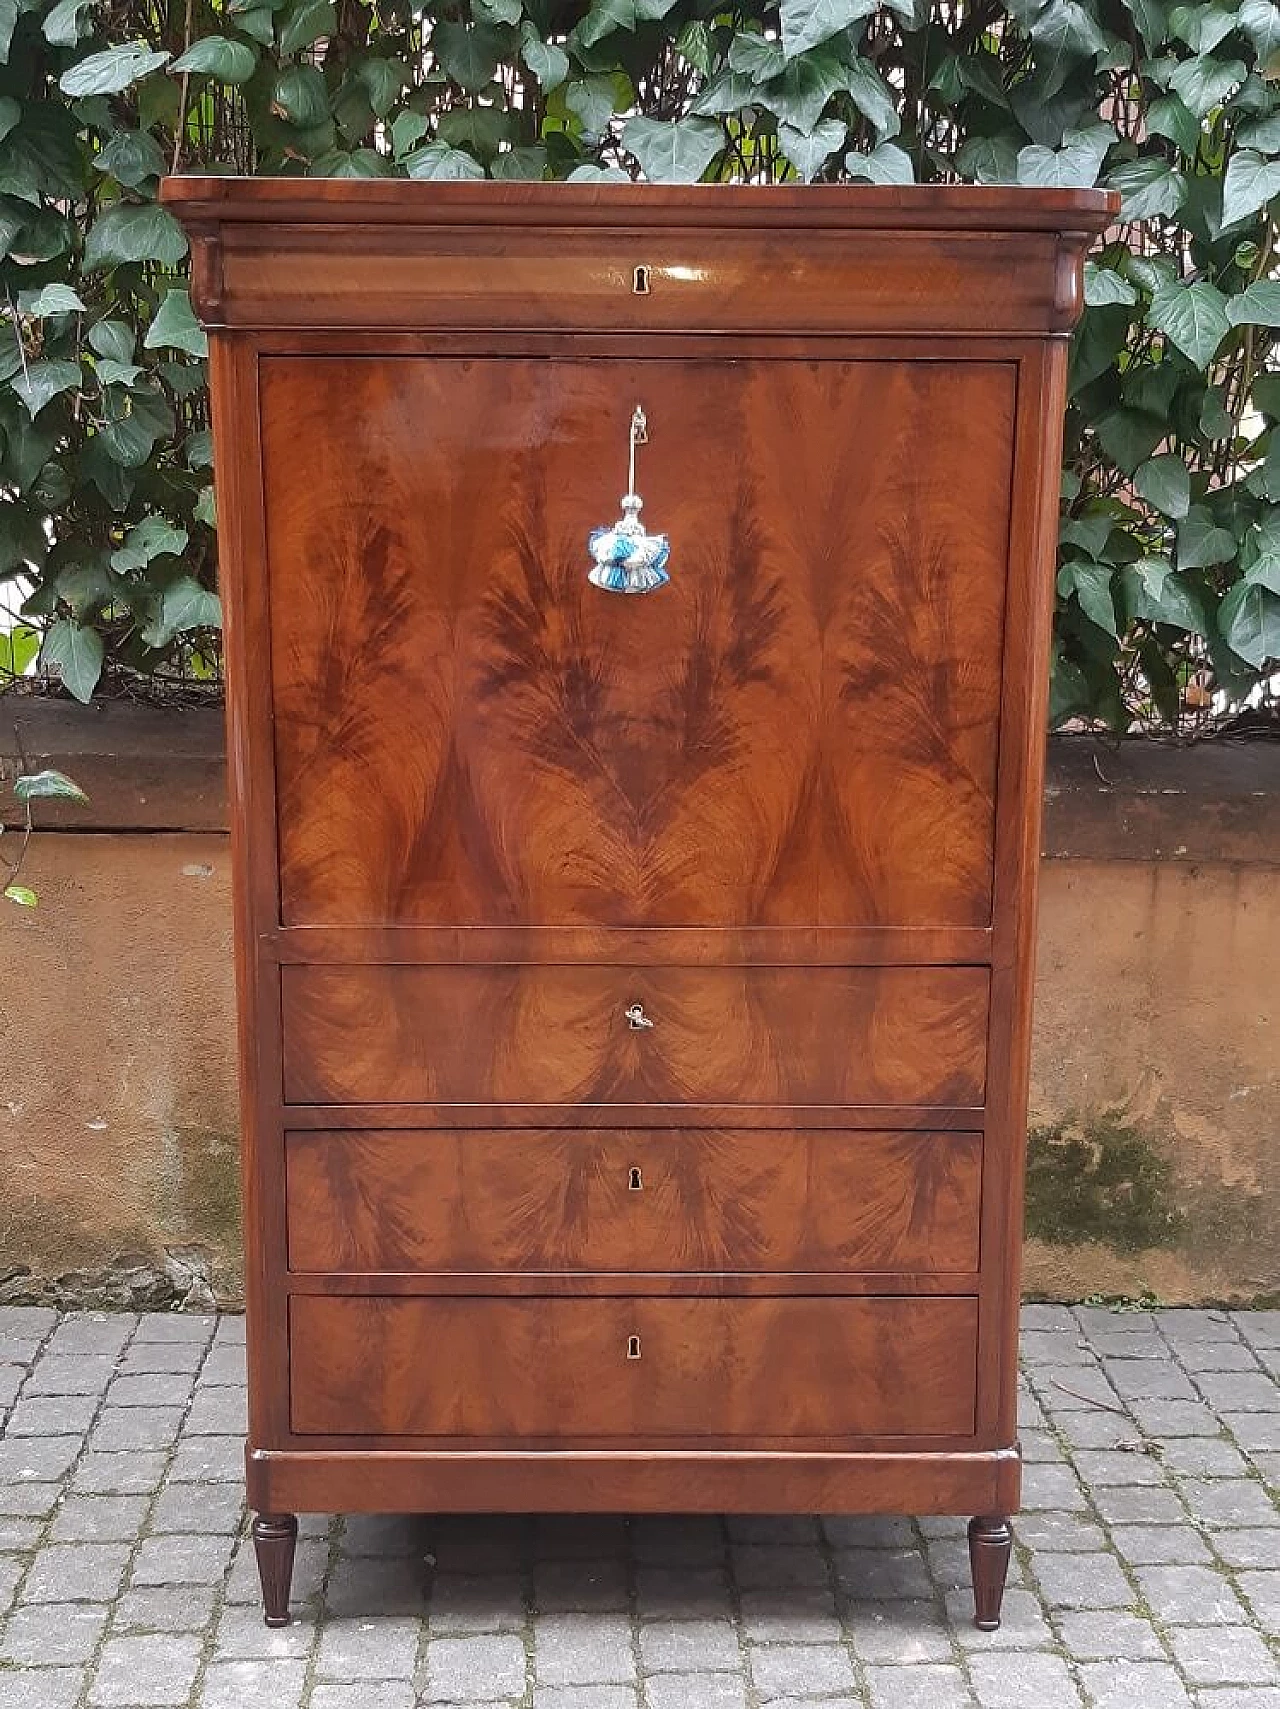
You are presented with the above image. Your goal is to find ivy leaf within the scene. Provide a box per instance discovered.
[1083,261,1137,305]
[144,288,207,357]
[1221,149,1280,226]
[42,0,93,46]
[18,283,84,317]
[84,203,188,270]
[13,768,89,805]
[271,65,329,127]
[1123,556,1206,631]
[96,386,173,467]
[89,318,135,363]
[1148,278,1230,365]
[761,48,847,134]
[1106,156,1185,218]
[474,0,521,20]
[1239,0,1280,60]
[779,118,846,180]
[1235,111,1280,150]
[1058,557,1119,637]
[1177,504,1236,569]
[402,140,486,180]
[844,58,900,139]
[1146,93,1201,156]
[955,134,1021,183]
[59,44,170,98]
[779,0,876,61]
[621,116,722,181]
[1017,124,1113,188]
[520,24,568,90]
[110,515,189,573]
[12,359,80,418]
[728,31,787,79]
[844,141,916,183]
[171,37,258,83]
[1135,452,1191,518]
[279,0,335,55]
[1218,580,1280,665]
[433,21,503,93]
[141,576,223,648]
[691,69,759,118]
[577,0,636,47]
[1167,55,1245,119]
[0,0,17,64]
[94,129,167,189]
[352,57,407,117]
[40,618,104,702]
[1227,281,1280,328]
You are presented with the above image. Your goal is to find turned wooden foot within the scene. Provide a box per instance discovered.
[253,1512,298,1627]
[968,1514,1012,1630]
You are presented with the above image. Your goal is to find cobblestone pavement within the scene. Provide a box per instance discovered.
[0,1304,1276,1708]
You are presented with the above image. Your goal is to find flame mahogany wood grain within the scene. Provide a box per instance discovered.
[284,1127,983,1276]
[289,1295,979,1440]
[264,356,1011,932]
[170,181,1116,1631]
[280,963,989,1108]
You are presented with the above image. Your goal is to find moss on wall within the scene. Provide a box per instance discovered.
[1025,1114,1186,1255]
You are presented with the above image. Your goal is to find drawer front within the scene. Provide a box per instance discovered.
[289,1295,978,1439]
[281,965,989,1108]
[285,1128,982,1275]
[266,356,1012,934]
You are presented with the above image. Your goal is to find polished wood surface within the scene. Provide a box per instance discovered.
[165,181,1116,1629]
[285,1127,982,1276]
[265,357,1012,932]
[280,964,990,1107]
[289,1295,979,1440]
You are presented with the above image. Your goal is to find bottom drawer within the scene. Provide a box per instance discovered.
[289,1295,978,1440]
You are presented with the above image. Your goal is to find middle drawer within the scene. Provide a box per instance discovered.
[280,964,989,1108]
[285,1127,983,1275]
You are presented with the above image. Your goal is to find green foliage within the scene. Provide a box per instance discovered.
[1,0,1279,723]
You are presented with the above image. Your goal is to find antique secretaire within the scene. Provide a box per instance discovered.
[161,179,1114,1630]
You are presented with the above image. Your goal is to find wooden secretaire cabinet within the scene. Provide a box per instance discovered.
[162,179,1113,1629]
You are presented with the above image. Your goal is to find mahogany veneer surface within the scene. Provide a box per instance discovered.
[159,180,1114,1609]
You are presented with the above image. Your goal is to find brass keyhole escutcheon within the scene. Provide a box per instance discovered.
[627,1334,642,1360]
[628,1166,643,1192]
[625,1002,654,1031]
[632,264,651,295]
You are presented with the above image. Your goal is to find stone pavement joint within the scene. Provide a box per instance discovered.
[0,1304,1276,1707]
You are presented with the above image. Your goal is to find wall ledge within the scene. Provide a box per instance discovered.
[3,698,1278,864]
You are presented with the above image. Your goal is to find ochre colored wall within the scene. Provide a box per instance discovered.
[1,709,1276,1307]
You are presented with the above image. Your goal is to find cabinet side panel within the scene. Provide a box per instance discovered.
[978,340,1070,1453]
[208,333,288,1447]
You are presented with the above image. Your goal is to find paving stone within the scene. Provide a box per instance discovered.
[1021,1462,1090,1511]
[1023,1330,1096,1365]
[311,1687,418,1709]
[150,1479,245,1535]
[822,1516,916,1549]
[1212,1530,1280,1569]
[967,1650,1083,1709]
[132,1313,216,1343]
[48,1494,149,1543]
[0,1551,22,1611]
[319,1553,425,1618]
[1090,1334,1170,1361]
[182,1386,248,1435]
[1197,1373,1280,1413]
[424,1633,528,1701]
[1239,1571,1280,1630]
[834,1545,933,1601]
[23,1356,116,1396]
[1222,1415,1280,1454]
[0,1305,57,1337]
[631,1516,726,1564]
[0,1482,61,1518]
[104,1373,194,1409]
[1072,1449,1171,1486]
[1078,1660,1194,1708]
[113,1585,219,1633]
[1091,1486,1187,1525]
[1128,1399,1223,1437]
[0,1363,26,1405]
[118,1341,208,1375]
[428,1574,527,1634]
[165,1435,243,1483]
[72,1451,167,1496]
[1194,1692,1280,1709]
[865,1661,973,1709]
[945,1587,1054,1650]
[738,1587,842,1643]
[211,1315,246,1345]
[200,1659,308,1709]
[1013,1513,1111,1553]
[1134,1564,1250,1625]
[88,1633,203,1705]
[1159,1439,1253,1480]
[1023,1304,1078,1331]
[0,1601,110,1664]
[0,1437,84,1483]
[339,1514,428,1558]
[21,1541,132,1603]
[533,1557,628,1612]
[6,1394,98,1437]
[1161,1312,1238,1344]
[1021,1429,1068,1463]
[534,1611,634,1686]
[845,1599,954,1664]
[1056,1409,1144,1451]
[534,1689,641,1709]
[1111,1524,1213,1564]
[210,1603,315,1659]
[1176,1342,1259,1372]
[1031,1549,1135,1609]
[1167,1627,1280,1686]
[1055,1610,1165,1660]
[532,1516,629,1560]
[1077,1307,1158,1336]
[1181,1480,1280,1528]
[748,1640,857,1699]
[90,1407,185,1452]
[0,1667,86,1708]
[731,1542,829,1589]
[1235,1314,1280,1349]
[635,1565,734,1621]
[316,1615,421,1678]
[729,1515,822,1544]
[639,1618,741,1672]
[1037,1365,1121,1411]
[41,1315,135,1356]
[0,1515,42,1550]
[196,1346,247,1385]
[1106,1360,1200,1402]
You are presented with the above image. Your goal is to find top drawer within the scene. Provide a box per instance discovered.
[217,225,1063,334]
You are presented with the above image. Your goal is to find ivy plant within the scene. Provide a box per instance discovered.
[0,0,1278,727]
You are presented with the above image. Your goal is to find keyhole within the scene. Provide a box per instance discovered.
[628,1166,643,1192]
[632,264,651,295]
[626,1334,642,1360]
